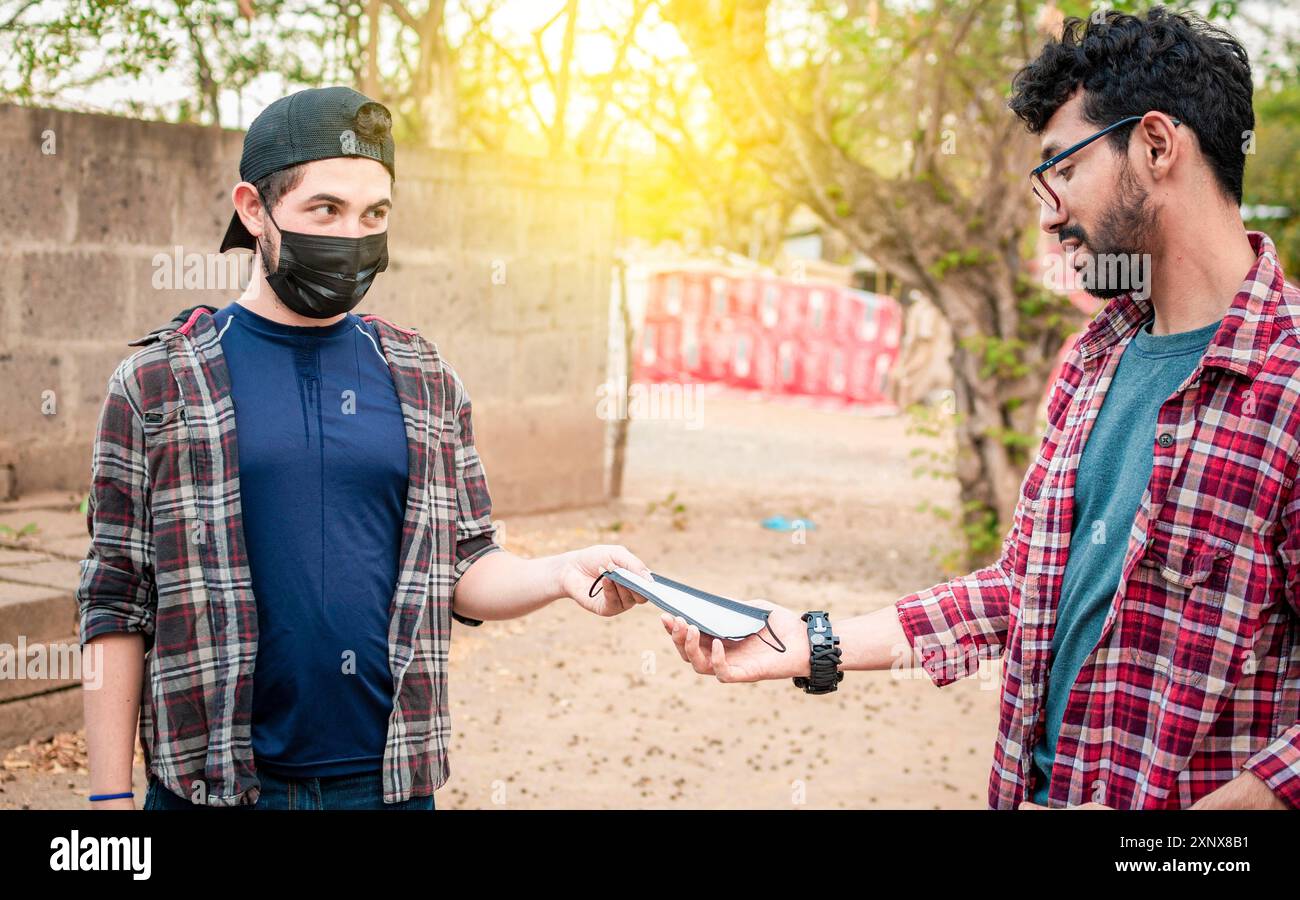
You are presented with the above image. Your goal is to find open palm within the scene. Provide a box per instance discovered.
[660,600,809,682]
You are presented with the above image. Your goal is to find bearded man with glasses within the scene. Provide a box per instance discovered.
[662,7,1300,810]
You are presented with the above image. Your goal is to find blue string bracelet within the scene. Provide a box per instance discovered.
[89,791,134,801]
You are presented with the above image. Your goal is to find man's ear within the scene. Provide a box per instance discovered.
[1140,113,1182,182]
[230,181,267,240]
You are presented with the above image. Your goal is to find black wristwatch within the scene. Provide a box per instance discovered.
[792,611,844,694]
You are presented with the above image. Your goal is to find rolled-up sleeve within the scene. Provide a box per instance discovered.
[894,521,1020,687]
[76,360,157,651]
[444,364,501,625]
[1243,722,1300,809]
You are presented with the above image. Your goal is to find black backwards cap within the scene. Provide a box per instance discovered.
[219,86,396,252]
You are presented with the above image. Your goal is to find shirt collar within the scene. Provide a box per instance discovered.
[1075,230,1286,381]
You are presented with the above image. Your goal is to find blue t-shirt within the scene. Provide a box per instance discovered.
[1029,313,1222,804]
[212,300,410,777]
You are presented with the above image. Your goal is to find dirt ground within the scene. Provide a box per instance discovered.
[1,389,1002,809]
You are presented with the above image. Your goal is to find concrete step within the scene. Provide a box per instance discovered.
[0,682,82,751]
[0,633,83,703]
[0,584,79,647]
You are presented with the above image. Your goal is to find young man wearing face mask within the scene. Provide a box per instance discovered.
[662,8,1300,810]
[77,86,652,810]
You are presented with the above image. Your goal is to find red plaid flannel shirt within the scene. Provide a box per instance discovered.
[896,230,1300,809]
[76,304,500,806]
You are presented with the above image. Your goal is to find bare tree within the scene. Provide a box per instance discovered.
[378,0,459,147]
[662,0,1087,559]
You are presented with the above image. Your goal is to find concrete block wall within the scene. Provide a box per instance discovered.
[0,103,619,514]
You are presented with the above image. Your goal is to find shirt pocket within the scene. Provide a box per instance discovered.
[1137,520,1235,687]
[140,401,198,523]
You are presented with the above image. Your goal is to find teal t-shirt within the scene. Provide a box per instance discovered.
[1029,313,1222,804]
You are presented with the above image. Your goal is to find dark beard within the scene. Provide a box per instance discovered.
[1071,157,1159,300]
[256,231,279,277]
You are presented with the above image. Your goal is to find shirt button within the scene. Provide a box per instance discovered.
[1157,432,1174,448]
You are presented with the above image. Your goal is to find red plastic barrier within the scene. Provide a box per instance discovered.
[634,317,682,382]
[843,290,903,404]
[637,267,903,407]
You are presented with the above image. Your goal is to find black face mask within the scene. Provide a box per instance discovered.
[259,203,389,319]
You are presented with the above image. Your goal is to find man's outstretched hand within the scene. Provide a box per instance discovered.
[558,545,653,617]
[661,600,810,682]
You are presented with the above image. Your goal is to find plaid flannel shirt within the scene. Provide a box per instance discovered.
[76,304,500,806]
[896,231,1300,809]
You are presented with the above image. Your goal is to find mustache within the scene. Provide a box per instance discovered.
[1058,225,1087,247]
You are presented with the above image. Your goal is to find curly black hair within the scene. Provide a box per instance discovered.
[1008,5,1254,204]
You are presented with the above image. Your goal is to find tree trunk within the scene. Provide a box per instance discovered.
[609,255,634,499]
[932,265,1074,564]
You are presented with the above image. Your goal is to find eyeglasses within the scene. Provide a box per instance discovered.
[1030,114,1182,213]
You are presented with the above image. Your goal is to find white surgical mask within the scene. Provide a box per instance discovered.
[591,567,786,651]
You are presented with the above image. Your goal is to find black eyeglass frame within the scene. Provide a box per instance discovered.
[1030,114,1182,212]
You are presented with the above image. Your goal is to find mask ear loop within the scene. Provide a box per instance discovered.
[588,570,611,598]
[255,191,282,277]
[755,618,787,653]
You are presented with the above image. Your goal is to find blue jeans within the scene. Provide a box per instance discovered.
[143,767,436,810]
